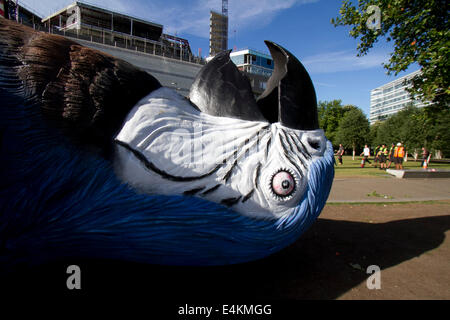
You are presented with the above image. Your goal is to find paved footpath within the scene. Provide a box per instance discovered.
[328,176,450,202]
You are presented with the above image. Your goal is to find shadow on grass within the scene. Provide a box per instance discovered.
[2,215,449,300]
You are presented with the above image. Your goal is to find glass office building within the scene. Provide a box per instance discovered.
[369,70,430,124]
[230,49,274,77]
[230,48,274,96]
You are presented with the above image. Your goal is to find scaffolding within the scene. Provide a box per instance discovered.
[222,0,228,16]
[209,10,228,56]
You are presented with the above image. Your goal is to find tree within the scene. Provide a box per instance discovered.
[318,100,357,146]
[372,106,419,153]
[371,105,450,158]
[335,107,370,158]
[420,106,450,157]
[331,0,449,108]
[369,120,382,147]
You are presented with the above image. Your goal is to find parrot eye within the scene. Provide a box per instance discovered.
[308,139,321,150]
[270,170,296,199]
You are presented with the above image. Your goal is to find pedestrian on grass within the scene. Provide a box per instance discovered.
[394,142,405,170]
[335,144,344,165]
[373,145,380,168]
[378,144,388,170]
[386,143,395,169]
[421,147,430,168]
[360,144,371,166]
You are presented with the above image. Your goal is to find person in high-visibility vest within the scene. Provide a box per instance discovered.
[386,143,395,169]
[394,142,405,170]
[383,144,389,169]
[378,144,388,170]
[373,145,380,168]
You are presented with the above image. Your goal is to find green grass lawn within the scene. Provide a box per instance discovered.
[333,155,450,178]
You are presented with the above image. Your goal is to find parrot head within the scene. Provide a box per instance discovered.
[0,19,333,267]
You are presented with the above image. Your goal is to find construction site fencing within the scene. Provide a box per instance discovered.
[19,20,206,66]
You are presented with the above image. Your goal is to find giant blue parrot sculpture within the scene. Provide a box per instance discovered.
[0,18,334,268]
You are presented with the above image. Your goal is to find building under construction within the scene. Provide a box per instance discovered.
[208,1,272,96]
[209,0,228,56]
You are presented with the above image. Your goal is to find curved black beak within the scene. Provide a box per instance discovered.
[188,41,319,130]
[257,41,319,130]
[189,50,266,122]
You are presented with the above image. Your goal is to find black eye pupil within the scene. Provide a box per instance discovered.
[282,180,290,189]
[308,139,320,150]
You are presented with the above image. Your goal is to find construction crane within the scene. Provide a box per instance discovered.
[222,0,228,16]
[209,0,229,56]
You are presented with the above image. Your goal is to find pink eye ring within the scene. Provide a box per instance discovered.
[271,170,295,197]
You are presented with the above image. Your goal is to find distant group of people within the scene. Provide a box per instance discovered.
[335,143,410,170]
[370,143,406,170]
[335,144,432,170]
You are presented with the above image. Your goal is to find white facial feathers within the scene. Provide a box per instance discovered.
[114,88,327,219]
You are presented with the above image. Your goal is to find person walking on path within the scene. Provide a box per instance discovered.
[360,144,371,167]
[335,144,345,165]
[394,142,405,170]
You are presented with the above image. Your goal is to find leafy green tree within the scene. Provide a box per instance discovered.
[318,99,343,145]
[421,106,450,157]
[372,105,450,158]
[335,107,370,157]
[331,0,449,108]
[400,107,427,151]
[374,106,411,147]
[318,100,357,146]
[368,121,381,146]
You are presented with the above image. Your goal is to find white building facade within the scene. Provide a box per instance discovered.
[369,70,430,124]
[229,48,274,96]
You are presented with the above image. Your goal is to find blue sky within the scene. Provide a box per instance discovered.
[20,0,420,116]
